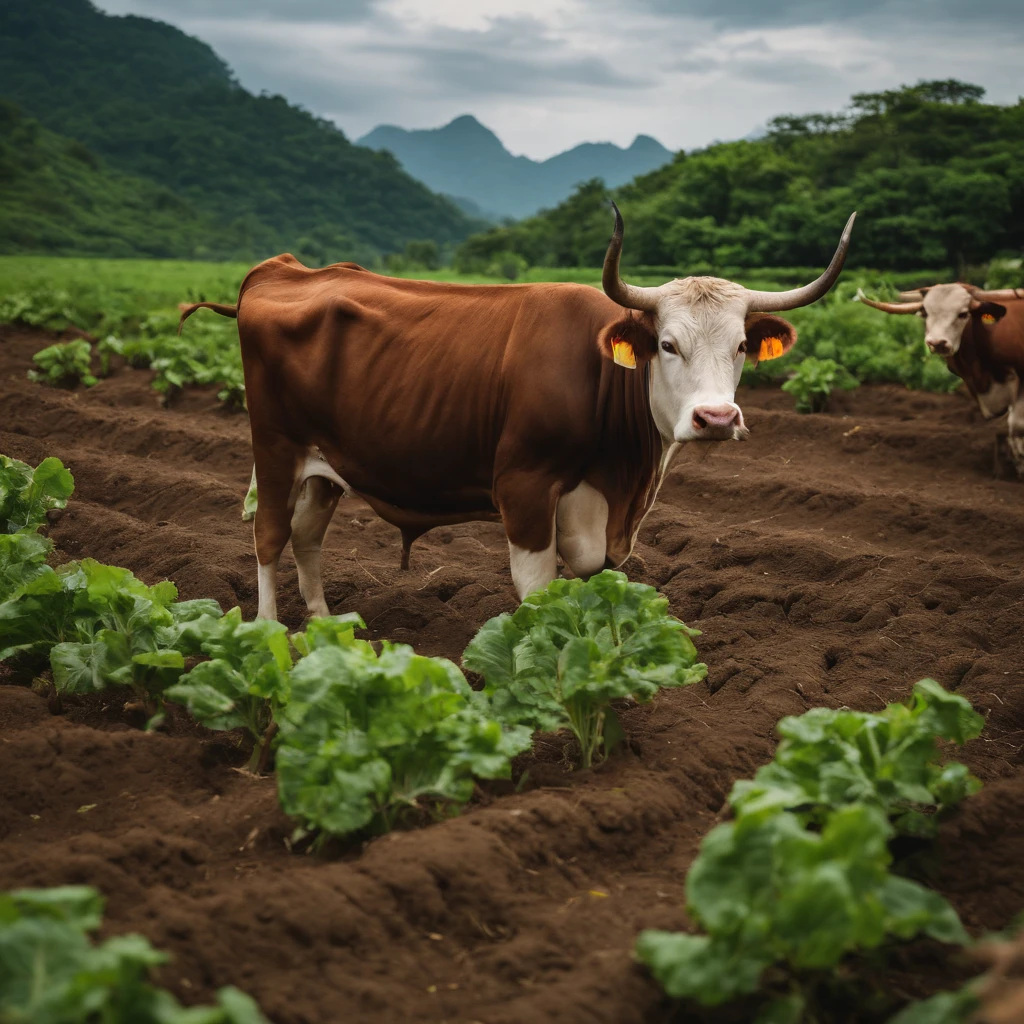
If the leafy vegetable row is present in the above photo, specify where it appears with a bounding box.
[1,453,707,841]
[22,307,245,409]
[636,680,986,1022]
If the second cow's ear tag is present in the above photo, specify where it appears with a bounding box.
[981,313,996,325]
[611,338,637,369]
[758,335,785,361]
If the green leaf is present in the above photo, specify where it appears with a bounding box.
[241,467,258,522]
[0,454,74,534]
[165,659,268,737]
[0,531,53,602]
[756,995,807,1024]
[886,987,979,1024]
[730,680,985,834]
[0,884,269,1024]
[277,641,527,837]
[463,570,704,768]
[634,930,770,1004]
[877,875,969,945]
[51,640,112,694]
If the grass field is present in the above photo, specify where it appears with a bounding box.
[0,254,962,402]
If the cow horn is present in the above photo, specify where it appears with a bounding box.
[963,286,1024,302]
[899,289,927,301]
[602,201,661,312]
[855,289,923,314]
[745,212,856,312]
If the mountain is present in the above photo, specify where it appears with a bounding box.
[357,115,673,220]
[0,0,481,260]
[454,81,1024,275]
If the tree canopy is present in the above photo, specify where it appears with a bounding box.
[456,82,1024,275]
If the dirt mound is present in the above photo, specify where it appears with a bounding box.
[1,322,1022,1024]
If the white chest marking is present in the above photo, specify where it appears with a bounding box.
[976,373,1019,419]
[556,481,609,579]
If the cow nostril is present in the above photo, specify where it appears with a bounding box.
[692,411,708,431]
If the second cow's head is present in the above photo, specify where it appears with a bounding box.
[598,203,856,443]
[859,282,1019,357]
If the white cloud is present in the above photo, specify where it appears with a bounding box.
[92,0,1022,159]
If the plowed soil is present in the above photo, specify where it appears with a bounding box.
[2,323,1023,1024]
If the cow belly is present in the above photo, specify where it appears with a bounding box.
[556,482,609,578]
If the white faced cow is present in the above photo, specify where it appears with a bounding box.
[859,283,1024,474]
[181,206,856,617]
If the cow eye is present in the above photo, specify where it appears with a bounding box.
[958,312,969,319]
[660,341,676,355]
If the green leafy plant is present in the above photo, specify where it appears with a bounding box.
[0,884,268,1023]
[0,454,75,534]
[27,339,97,388]
[165,606,295,770]
[635,803,969,1020]
[463,570,706,768]
[781,356,859,413]
[277,638,532,839]
[0,531,53,603]
[0,556,219,716]
[729,679,985,836]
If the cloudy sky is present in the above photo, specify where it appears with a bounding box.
[94,0,1021,159]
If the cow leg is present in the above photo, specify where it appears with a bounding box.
[496,471,559,600]
[252,441,302,621]
[556,481,609,579]
[291,475,342,618]
[1008,389,1024,477]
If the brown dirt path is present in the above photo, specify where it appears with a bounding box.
[1,324,1022,1024]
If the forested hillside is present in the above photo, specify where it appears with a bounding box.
[457,81,1024,275]
[0,0,481,260]
[0,101,229,259]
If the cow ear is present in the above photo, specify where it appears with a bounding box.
[597,315,658,369]
[975,301,1007,325]
[743,314,798,366]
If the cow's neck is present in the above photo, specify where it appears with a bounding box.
[590,360,665,564]
[947,316,1012,414]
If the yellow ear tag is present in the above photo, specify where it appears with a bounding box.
[759,336,785,360]
[611,339,637,369]
[981,313,996,324]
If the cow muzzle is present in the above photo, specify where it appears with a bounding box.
[690,403,746,441]
[926,339,953,356]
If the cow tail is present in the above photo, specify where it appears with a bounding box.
[177,301,238,335]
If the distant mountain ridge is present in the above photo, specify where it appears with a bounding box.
[358,115,673,220]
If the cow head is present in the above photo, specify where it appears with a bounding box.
[858,283,1017,357]
[600,203,856,443]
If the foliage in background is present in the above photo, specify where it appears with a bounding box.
[464,570,706,768]
[27,338,96,388]
[456,82,1024,277]
[781,356,859,413]
[0,885,268,1023]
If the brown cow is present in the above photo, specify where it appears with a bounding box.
[180,206,855,619]
[858,283,1024,474]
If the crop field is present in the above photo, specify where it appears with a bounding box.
[2,256,1024,1023]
